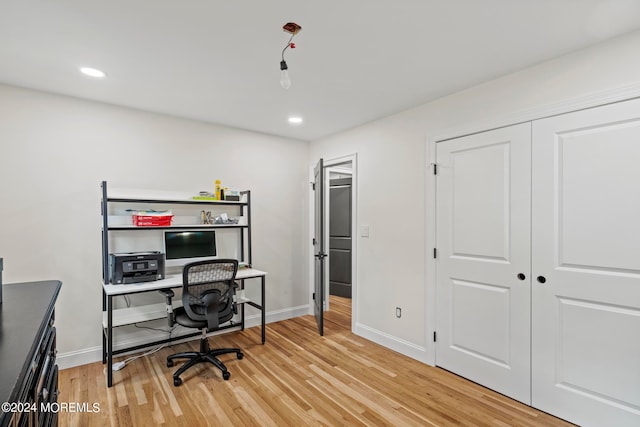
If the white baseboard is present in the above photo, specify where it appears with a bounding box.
[57,304,311,370]
[354,323,432,366]
[57,346,104,370]
[262,304,309,324]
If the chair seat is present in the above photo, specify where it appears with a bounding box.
[173,307,208,329]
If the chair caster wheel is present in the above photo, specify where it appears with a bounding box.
[173,377,182,386]
[237,352,244,360]
[167,360,174,367]
[223,371,231,380]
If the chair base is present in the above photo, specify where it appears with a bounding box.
[167,335,243,386]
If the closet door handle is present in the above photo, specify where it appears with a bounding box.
[537,276,547,284]
[517,273,526,281]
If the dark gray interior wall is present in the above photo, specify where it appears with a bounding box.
[329,178,352,298]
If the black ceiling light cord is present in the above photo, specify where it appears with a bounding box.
[280,32,295,73]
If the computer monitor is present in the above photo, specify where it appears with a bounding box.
[163,230,217,269]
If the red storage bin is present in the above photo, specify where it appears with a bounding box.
[132,214,173,226]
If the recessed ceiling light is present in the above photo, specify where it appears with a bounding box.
[288,116,303,124]
[79,67,106,78]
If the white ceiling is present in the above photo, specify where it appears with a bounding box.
[2,1,640,141]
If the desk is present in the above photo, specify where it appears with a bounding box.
[102,268,266,387]
[0,280,61,427]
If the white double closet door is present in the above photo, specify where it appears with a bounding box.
[436,98,640,427]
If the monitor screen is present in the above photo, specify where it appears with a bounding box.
[164,230,217,269]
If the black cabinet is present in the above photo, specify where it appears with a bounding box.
[0,280,61,427]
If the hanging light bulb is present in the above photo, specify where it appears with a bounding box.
[280,60,291,89]
[279,22,301,89]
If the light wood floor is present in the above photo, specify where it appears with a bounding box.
[59,296,573,426]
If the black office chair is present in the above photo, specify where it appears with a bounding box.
[164,259,244,386]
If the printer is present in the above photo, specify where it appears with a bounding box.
[109,251,165,284]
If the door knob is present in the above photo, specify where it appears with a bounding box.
[537,276,546,284]
[517,273,526,280]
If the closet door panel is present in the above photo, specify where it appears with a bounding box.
[436,123,532,404]
[532,98,640,427]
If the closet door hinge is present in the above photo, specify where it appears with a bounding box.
[433,163,438,175]
[433,331,437,342]
[433,248,437,259]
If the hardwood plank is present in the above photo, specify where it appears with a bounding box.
[58,296,574,426]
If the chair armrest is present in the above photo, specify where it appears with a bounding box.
[158,289,175,326]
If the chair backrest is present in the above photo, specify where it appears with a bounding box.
[181,259,238,329]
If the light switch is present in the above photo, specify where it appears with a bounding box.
[360,225,369,237]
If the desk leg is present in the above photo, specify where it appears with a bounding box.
[261,276,265,344]
[107,294,113,387]
[102,321,106,364]
[240,280,245,331]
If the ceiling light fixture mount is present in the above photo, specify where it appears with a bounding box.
[280,22,301,89]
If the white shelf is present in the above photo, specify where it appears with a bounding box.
[102,297,253,328]
[103,269,266,296]
[107,187,248,204]
[237,296,252,305]
[102,302,179,328]
[107,223,247,230]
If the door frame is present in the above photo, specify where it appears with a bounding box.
[309,153,358,333]
[425,86,640,366]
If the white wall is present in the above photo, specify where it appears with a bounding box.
[3,28,640,370]
[309,30,640,362]
[0,84,310,366]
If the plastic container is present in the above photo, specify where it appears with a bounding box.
[132,214,173,226]
[215,179,222,200]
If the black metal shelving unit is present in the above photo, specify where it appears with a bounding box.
[100,181,252,283]
[99,181,253,385]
